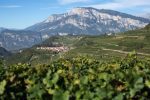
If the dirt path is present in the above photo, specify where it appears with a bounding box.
[102,48,150,56]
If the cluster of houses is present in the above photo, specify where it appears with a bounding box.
[36,46,69,52]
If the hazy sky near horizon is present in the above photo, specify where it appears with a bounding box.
[0,0,150,29]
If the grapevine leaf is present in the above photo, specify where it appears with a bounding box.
[0,80,6,95]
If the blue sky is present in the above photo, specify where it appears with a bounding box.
[0,0,150,29]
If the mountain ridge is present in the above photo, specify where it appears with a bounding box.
[0,29,42,51]
[0,7,150,51]
[26,7,150,36]
[0,47,11,57]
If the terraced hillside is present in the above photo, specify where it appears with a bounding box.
[6,24,150,65]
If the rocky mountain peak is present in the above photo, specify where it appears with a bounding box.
[44,7,97,23]
[26,7,150,37]
[44,14,64,23]
[68,7,93,15]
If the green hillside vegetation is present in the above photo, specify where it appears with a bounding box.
[0,24,150,99]
[5,24,150,65]
[5,36,82,65]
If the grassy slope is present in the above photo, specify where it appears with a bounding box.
[5,24,150,65]
[65,26,150,60]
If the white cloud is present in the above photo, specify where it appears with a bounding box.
[0,5,22,8]
[89,0,150,10]
[58,0,91,5]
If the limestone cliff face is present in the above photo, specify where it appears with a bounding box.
[27,7,150,36]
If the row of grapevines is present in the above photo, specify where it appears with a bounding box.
[0,52,150,99]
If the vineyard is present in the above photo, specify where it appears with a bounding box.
[0,52,150,99]
[5,24,150,66]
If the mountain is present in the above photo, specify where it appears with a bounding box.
[26,7,150,36]
[0,29,42,51]
[140,13,150,19]
[0,47,11,57]
[0,27,5,32]
[1,7,149,51]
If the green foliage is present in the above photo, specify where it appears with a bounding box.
[0,80,6,95]
[0,53,150,99]
[118,41,145,50]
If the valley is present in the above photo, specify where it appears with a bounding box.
[0,5,150,99]
[5,24,150,65]
[1,24,150,99]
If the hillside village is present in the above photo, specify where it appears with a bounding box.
[36,46,69,52]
